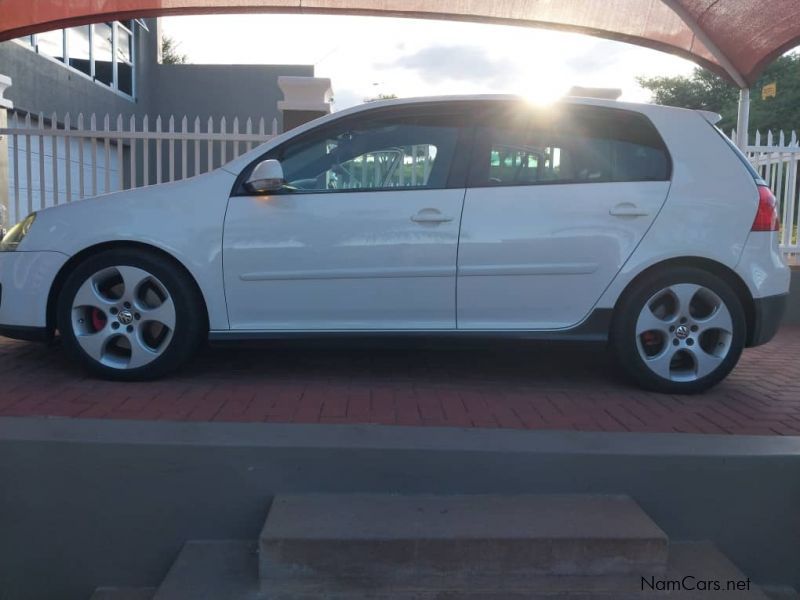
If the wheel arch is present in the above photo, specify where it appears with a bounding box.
[611,256,756,346]
[46,241,210,335]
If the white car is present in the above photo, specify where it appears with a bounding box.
[0,95,790,393]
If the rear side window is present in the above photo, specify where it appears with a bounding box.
[470,106,670,187]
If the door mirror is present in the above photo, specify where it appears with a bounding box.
[245,159,286,193]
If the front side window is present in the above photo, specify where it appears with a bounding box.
[265,112,461,193]
[473,106,669,187]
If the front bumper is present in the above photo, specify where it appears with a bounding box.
[0,250,69,338]
[748,292,788,347]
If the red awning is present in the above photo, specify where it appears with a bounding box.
[1,0,797,86]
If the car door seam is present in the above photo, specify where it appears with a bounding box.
[589,179,674,315]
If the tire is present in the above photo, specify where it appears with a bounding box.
[611,266,746,394]
[57,247,206,380]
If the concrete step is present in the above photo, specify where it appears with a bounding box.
[148,540,770,599]
[258,493,669,586]
[89,588,155,600]
[151,541,258,600]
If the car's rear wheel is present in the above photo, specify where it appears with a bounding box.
[57,248,206,380]
[612,267,746,394]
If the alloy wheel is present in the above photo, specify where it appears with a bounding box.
[635,283,734,382]
[70,265,176,369]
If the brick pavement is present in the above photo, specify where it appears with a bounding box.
[1,327,798,435]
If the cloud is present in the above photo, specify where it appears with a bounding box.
[563,40,627,73]
[378,45,519,87]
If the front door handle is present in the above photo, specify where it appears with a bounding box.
[609,202,650,217]
[411,209,453,224]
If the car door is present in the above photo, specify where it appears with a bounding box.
[223,105,470,330]
[457,103,672,330]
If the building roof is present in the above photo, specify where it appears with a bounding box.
[1,1,797,87]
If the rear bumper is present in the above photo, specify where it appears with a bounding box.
[748,292,788,347]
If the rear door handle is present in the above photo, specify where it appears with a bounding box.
[609,202,650,217]
[411,209,453,224]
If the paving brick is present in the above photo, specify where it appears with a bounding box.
[0,327,798,435]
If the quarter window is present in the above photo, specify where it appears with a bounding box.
[474,107,669,187]
[266,113,461,193]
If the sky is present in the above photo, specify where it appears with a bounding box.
[161,13,697,110]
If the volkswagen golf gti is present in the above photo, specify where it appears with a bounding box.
[0,95,790,393]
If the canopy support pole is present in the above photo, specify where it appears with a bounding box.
[737,88,750,149]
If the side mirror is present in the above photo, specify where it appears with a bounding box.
[245,159,286,193]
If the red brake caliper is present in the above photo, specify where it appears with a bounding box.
[90,308,107,332]
[641,331,659,350]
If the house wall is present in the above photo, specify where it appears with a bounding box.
[0,23,157,119]
[0,18,313,126]
[153,63,313,131]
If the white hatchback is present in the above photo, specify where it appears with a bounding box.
[0,95,790,393]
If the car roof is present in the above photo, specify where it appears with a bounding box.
[329,93,680,118]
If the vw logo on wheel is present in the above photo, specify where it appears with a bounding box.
[117,309,134,325]
[675,324,690,340]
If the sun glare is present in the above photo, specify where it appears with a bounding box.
[521,82,572,106]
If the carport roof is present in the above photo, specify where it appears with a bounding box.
[1,1,798,87]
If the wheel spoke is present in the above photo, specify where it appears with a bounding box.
[128,332,161,369]
[667,283,701,315]
[116,265,151,302]
[636,304,672,336]
[696,303,733,335]
[141,297,176,330]
[643,346,678,380]
[72,278,115,308]
[74,331,110,361]
[688,347,725,379]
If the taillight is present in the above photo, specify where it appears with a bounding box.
[751,185,779,231]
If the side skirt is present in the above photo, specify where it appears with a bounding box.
[207,309,613,343]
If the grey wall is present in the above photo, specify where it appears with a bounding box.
[0,418,798,600]
[153,63,314,131]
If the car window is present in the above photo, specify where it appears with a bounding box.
[472,107,669,187]
[269,113,460,193]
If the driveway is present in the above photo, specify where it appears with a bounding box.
[1,326,798,435]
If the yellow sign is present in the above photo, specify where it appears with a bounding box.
[762,82,777,100]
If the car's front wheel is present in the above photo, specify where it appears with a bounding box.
[57,248,206,380]
[612,267,746,394]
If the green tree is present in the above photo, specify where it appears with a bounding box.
[637,53,800,136]
[364,93,398,103]
[161,35,187,65]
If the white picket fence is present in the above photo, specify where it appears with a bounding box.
[732,129,800,256]
[1,111,277,224]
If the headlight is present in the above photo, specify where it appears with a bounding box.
[0,213,37,251]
